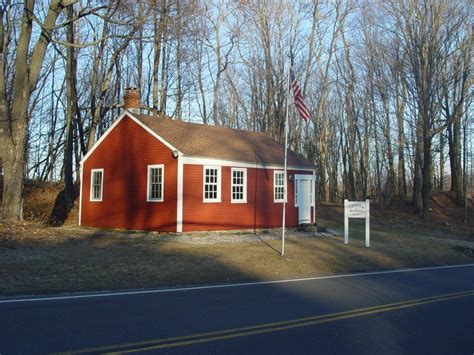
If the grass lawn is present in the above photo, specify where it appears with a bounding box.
[1,215,473,296]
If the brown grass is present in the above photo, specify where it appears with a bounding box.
[0,217,472,296]
[1,182,473,296]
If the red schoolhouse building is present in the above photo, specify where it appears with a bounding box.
[79,88,316,232]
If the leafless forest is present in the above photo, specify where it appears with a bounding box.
[0,0,472,222]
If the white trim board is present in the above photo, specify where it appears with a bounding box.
[312,170,316,223]
[80,111,126,165]
[181,156,315,172]
[80,111,181,165]
[176,156,184,233]
[78,164,83,226]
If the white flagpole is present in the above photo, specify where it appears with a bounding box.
[281,65,290,256]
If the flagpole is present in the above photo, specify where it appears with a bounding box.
[281,64,290,256]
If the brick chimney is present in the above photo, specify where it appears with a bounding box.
[124,86,140,114]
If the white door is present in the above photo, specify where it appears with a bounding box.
[297,179,312,224]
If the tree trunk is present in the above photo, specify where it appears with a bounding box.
[1,0,77,221]
[448,115,463,202]
[381,94,396,199]
[421,129,432,220]
[439,131,445,190]
[412,117,423,211]
[152,0,166,115]
[212,28,222,125]
[175,0,182,119]
[1,142,25,220]
[396,85,407,199]
[159,10,168,115]
[63,4,75,202]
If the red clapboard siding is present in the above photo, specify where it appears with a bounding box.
[81,115,178,232]
[182,164,312,232]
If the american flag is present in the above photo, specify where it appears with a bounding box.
[290,68,310,121]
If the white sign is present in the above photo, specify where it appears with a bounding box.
[344,199,370,247]
[345,201,366,218]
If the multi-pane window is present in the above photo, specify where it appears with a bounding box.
[90,169,103,201]
[274,171,286,202]
[203,166,221,202]
[147,165,164,201]
[231,168,247,203]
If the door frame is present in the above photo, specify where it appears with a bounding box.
[294,174,316,224]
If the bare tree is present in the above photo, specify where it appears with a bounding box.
[0,0,78,221]
[388,0,469,219]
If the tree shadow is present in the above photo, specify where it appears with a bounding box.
[47,183,80,226]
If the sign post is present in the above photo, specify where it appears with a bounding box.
[344,199,370,247]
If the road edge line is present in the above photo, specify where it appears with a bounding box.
[1,263,474,304]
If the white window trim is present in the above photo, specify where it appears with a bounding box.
[274,170,287,203]
[203,165,221,203]
[147,164,165,202]
[90,168,104,202]
[231,168,247,203]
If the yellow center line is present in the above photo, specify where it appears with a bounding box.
[61,289,474,354]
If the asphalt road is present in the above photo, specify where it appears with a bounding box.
[1,264,473,354]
